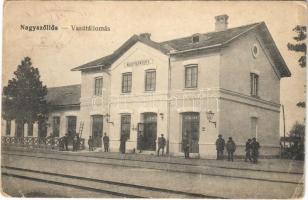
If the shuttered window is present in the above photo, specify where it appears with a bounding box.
[145,70,156,91]
[94,77,103,96]
[185,65,198,88]
[250,73,259,96]
[122,73,132,93]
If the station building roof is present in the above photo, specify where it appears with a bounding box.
[71,22,291,77]
[46,84,80,108]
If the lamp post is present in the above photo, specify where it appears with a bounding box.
[105,114,114,125]
[206,110,216,128]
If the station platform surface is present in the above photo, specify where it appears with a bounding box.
[2,145,304,174]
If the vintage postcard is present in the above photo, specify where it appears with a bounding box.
[1,0,306,198]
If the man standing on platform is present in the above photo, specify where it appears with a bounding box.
[137,133,144,153]
[245,138,252,162]
[88,136,94,151]
[183,133,190,159]
[103,133,110,152]
[226,137,236,161]
[215,134,225,160]
[64,133,69,151]
[120,134,127,154]
[251,137,260,164]
[157,134,166,156]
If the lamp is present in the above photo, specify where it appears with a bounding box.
[159,113,164,120]
[105,114,114,125]
[206,110,216,128]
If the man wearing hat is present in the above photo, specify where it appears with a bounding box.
[226,137,236,161]
[157,134,166,156]
[215,134,225,160]
[251,137,260,163]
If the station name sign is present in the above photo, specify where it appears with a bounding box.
[125,59,153,67]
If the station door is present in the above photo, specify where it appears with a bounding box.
[182,112,200,153]
[143,113,157,151]
[92,115,103,147]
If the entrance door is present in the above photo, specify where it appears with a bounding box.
[92,115,103,147]
[182,112,200,153]
[38,121,47,138]
[16,121,24,138]
[143,113,157,151]
[67,116,77,139]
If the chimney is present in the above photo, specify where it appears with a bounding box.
[139,33,151,40]
[215,14,229,31]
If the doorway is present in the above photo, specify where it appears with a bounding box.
[92,115,103,147]
[67,116,77,139]
[182,112,200,153]
[143,113,157,151]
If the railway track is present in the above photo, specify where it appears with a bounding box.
[2,166,222,198]
[2,150,304,185]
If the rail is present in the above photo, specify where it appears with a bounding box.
[1,136,85,150]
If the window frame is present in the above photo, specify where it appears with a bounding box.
[145,69,156,91]
[250,73,259,97]
[185,65,198,88]
[94,76,103,96]
[122,72,132,93]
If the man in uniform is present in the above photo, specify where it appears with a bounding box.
[245,138,252,162]
[157,134,166,156]
[64,133,69,151]
[183,133,190,159]
[226,137,236,161]
[137,133,144,153]
[73,135,78,152]
[251,137,260,164]
[88,136,94,151]
[103,133,110,152]
[215,134,225,160]
[120,134,127,154]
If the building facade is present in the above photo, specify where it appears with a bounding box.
[2,15,291,158]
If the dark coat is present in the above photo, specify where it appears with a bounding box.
[137,134,143,149]
[216,138,225,150]
[251,141,260,154]
[245,141,252,152]
[103,135,110,144]
[226,140,236,152]
[158,136,166,147]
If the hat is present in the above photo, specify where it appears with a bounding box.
[218,134,222,137]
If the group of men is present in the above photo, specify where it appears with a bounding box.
[215,134,260,163]
[245,138,260,163]
[84,133,260,163]
[88,133,110,152]
[59,133,81,151]
[216,135,237,161]
[137,133,167,156]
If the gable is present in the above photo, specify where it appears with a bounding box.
[111,41,169,71]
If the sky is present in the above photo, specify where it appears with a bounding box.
[2,1,307,134]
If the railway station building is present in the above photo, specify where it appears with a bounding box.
[2,15,291,158]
